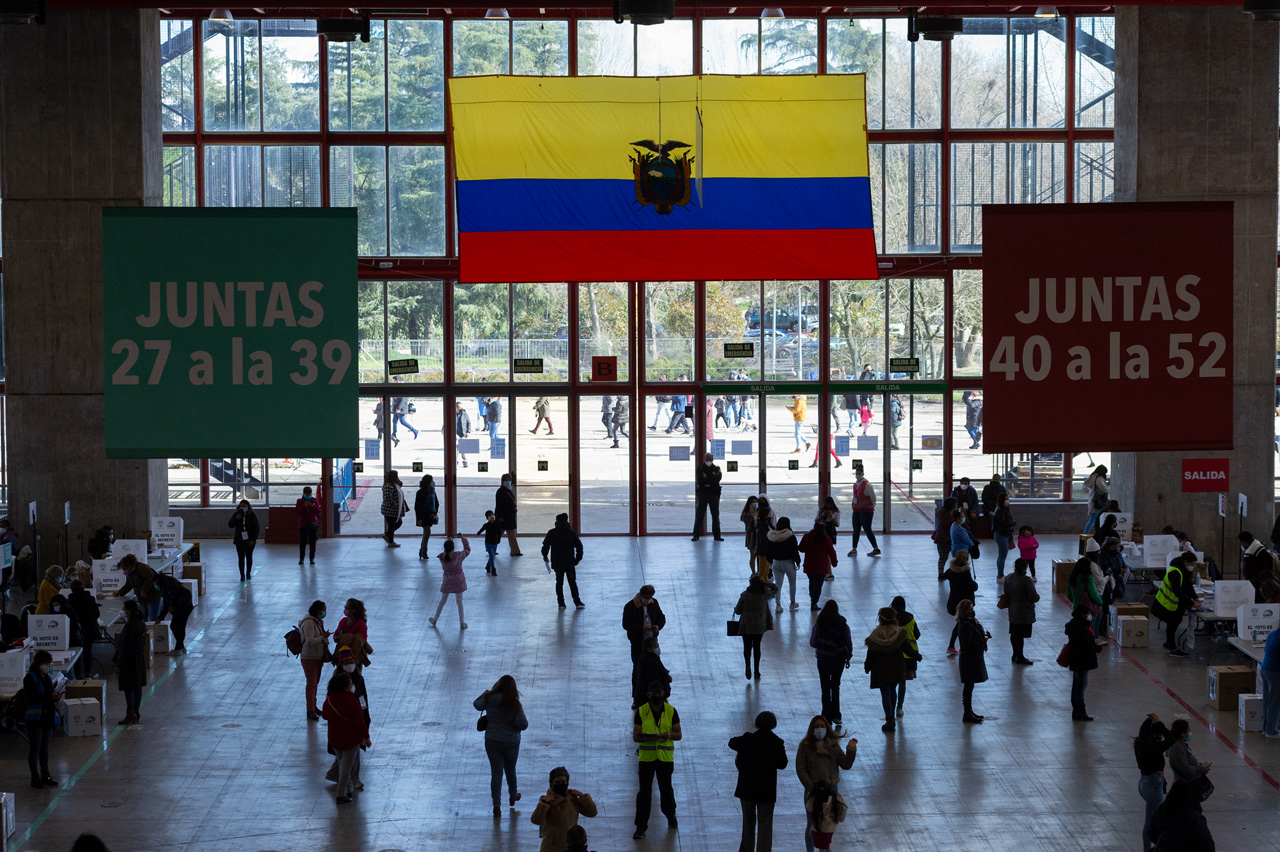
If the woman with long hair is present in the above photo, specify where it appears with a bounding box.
[473,674,529,816]
[766,517,801,612]
[798,523,838,610]
[734,575,775,680]
[23,650,60,788]
[795,715,856,852]
[740,496,759,573]
[809,601,853,732]
[944,551,977,656]
[228,498,260,581]
[955,599,990,723]
[1134,712,1177,851]
[381,469,408,547]
[1083,464,1110,534]
[754,496,776,580]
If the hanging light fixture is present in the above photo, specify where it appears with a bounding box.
[1034,6,1060,17]
[484,8,510,19]
[208,8,234,22]
[761,7,786,17]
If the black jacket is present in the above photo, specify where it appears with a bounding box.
[622,598,666,644]
[114,614,149,692]
[1150,797,1215,852]
[763,528,801,563]
[634,650,671,701]
[1134,718,1176,775]
[695,463,722,495]
[1064,615,1100,672]
[228,509,260,543]
[495,486,517,530]
[414,483,439,528]
[541,519,583,568]
[156,574,194,620]
[729,728,789,803]
[945,569,978,616]
[66,588,101,641]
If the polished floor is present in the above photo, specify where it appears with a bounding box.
[6,533,1279,852]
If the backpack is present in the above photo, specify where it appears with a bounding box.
[284,625,303,656]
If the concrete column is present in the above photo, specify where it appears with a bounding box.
[0,9,167,566]
[1112,5,1277,570]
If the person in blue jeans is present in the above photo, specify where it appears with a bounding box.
[486,397,503,450]
[1262,628,1280,738]
[1133,713,1177,852]
[477,511,503,576]
[473,675,529,816]
[991,493,1014,580]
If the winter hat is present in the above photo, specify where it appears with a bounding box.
[877,607,898,625]
[336,647,356,666]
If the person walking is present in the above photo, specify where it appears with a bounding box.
[692,453,724,541]
[650,393,672,432]
[735,575,775,680]
[495,473,523,556]
[600,394,616,442]
[887,394,904,449]
[816,497,840,546]
[296,486,321,565]
[754,496,777,580]
[228,499,259,581]
[632,684,682,839]
[23,650,61,789]
[380,469,408,548]
[1134,713,1177,851]
[1262,626,1280,738]
[795,715,856,852]
[474,674,529,816]
[944,551,978,656]
[765,518,801,613]
[1083,464,1110,534]
[955,599,989,723]
[992,493,1015,581]
[810,601,853,732]
[624,586,666,703]
[414,473,440,560]
[741,496,760,573]
[864,606,914,733]
[933,497,959,580]
[962,390,983,449]
[431,536,471,629]
[530,396,554,436]
[531,767,597,852]
[1152,552,1200,657]
[112,599,147,725]
[890,596,921,719]
[1149,780,1215,852]
[322,671,370,804]
[848,465,881,557]
[486,396,503,451]
[454,402,473,468]
[729,711,788,852]
[666,394,692,435]
[541,513,585,609]
[155,572,194,656]
[1005,558,1039,665]
[391,396,419,442]
[478,510,504,576]
[1065,605,1101,721]
[299,600,330,721]
[611,396,629,448]
[785,395,810,453]
[798,523,838,610]
[949,509,976,561]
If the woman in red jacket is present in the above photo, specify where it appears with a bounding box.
[322,672,370,804]
[798,523,839,611]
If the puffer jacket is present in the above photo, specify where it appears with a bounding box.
[863,624,910,688]
[765,527,800,564]
[734,587,774,636]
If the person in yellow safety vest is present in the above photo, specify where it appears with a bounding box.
[1152,552,1199,657]
[632,682,682,840]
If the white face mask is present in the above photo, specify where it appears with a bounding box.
[343,663,356,673]
[704,460,713,467]
[813,727,827,740]
[958,484,968,491]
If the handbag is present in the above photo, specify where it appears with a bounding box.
[1194,774,1214,802]
[1056,644,1070,668]
[969,543,981,560]
[476,713,488,732]
[726,618,740,637]
[996,593,1009,610]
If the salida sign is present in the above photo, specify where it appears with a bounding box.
[982,202,1233,452]
[1182,458,1229,493]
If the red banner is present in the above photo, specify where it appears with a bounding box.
[981,202,1233,452]
[1182,458,1229,493]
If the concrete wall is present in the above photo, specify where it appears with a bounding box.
[1112,5,1278,567]
[0,10,167,563]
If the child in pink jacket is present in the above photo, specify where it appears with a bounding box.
[1016,525,1039,579]
[431,535,471,629]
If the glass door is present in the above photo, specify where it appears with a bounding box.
[515,395,569,535]
[644,391,697,531]
[579,394,632,533]
[763,392,820,526]
[887,393,945,532]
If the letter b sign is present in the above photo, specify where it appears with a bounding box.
[591,356,619,382]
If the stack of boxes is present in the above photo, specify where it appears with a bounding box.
[1112,603,1150,648]
[1052,559,1076,594]
[1208,665,1256,711]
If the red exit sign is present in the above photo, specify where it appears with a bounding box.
[1182,458,1229,493]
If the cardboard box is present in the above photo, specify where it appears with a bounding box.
[180,578,199,607]
[1118,615,1149,648]
[1053,559,1076,594]
[1208,665,1256,710]
[27,614,70,651]
[1236,603,1279,642]
[64,698,100,737]
[1112,603,1150,631]
[181,562,205,595]
[148,622,171,654]
[1239,693,1264,732]
[0,650,30,694]
[64,678,106,710]
[1213,581,1254,617]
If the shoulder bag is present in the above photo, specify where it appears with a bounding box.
[727,616,740,637]
[477,713,489,732]
[996,592,1009,610]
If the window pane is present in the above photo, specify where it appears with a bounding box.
[389,146,445,256]
[703,19,758,74]
[1010,17,1065,129]
[160,20,196,131]
[330,146,387,255]
[162,147,197,207]
[950,142,1007,252]
[388,20,445,131]
[643,282,695,381]
[953,270,983,377]
[888,277,946,380]
[761,19,817,74]
[328,21,386,131]
[264,146,321,207]
[513,283,569,382]
[454,283,511,382]
[203,20,261,131]
[951,19,1008,129]
[387,281,445,381]
[638,19,693,75]
[204,145,262,207]
[827,19,883,129]
[1010,142,1065,204]
[764,281,819,381]
[706,281,759,381]
[1075,16,1116,128]
[829,279,884,379]
[358,281,386,383]
[453,20,510,76]
[868,144,884,253]
[1076,141,1113,203]
[513,20,569,75]
[261,20,319,131]
[885,19,940,129]
[883,143,941,253]
[578,282,631,381]
[578,20,634,75]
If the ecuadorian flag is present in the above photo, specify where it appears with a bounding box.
[450,75,877,283]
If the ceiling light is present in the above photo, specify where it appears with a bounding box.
[208,8,234,22]
[909,15,963,42]
[484,8,510,19]
[1034,6,1059,17]
[1244,0,1280,21]
[317,13,371,43]
[613,0,675,26]
[762,8,786,18]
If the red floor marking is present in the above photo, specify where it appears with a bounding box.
[890,479,933,523]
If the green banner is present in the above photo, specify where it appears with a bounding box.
[102,208,358,458]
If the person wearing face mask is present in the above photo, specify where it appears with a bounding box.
[632,684,682,839]
[473,674,529,817]
[729,711,788,852]
[322,671,370,804]
[227,499,259,581]
[334,598,372,669]
[950,477,980,524]
[863,606,914,734]
[380,469,409,548]
[735,575,775,680]
[955,599,990,723]
[112,555,162,622]
[541,513,585,609]
[23,650,62,789]
[809,601,853,731]
[324,647,371,786]
[153,572,194,657]
[1065,605,1101,721]
[795,715,856,852]
[848,466,880,557]
[692,453,724,541]
[36,565,64,615]
[299,600,331,721]
[633,637,671,709]
[495,474,523,556]
[1166,719,1211,791]
[623,585,666,703]
[296,486,321,565]
[531,766,597,852]
[414,473,440,560]
[113,599,147,725]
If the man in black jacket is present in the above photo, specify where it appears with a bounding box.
[633,637,670,708]
[541,513,584,609]
[692,453,724,541]
[729,710,788,852]
[623,585,665,666]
